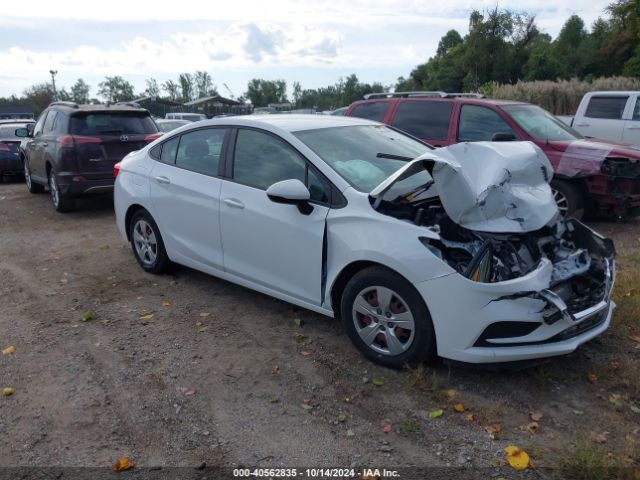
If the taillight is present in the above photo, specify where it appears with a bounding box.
[57,135,101,147]
[0,143,10,152]
[114,162,121,178]
[144,133,162,142]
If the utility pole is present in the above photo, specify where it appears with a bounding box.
[49,70,58,101]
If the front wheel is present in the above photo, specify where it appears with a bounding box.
[129,210,170,274]
[551,179,583,220]
[340,266,436,369]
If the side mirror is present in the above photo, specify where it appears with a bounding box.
[266,179,313,214]
[491,132,516,142]
[14,127,31,138]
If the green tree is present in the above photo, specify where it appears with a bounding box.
[245,79,288,107]
[194,71,217,98]
[97,76,134,103]
[524,43,563,80]
[162,80,180,101]
[436,30,463,56]
[178,73,194,102]
[144,78,160,97]
[23,83,54,114]
[554,15,588,77]
[70,79,90,103]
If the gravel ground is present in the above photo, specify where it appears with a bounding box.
[0,181,638,479]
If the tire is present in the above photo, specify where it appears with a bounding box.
[24,160,44,193]
[551,179,583,220]
[48,170,75,212]
[340,266,436,369]
[129,210,170,274]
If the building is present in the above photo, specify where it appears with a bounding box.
[0,105,34,120]
[182,95,249,117]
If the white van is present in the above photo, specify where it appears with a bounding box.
[165,112,207,122]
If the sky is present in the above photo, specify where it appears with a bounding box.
[0,0,613,100]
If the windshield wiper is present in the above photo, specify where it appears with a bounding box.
[376,152,413,161]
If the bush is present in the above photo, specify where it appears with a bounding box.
[485,77,640,115]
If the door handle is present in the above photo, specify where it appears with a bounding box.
[574,123,590,127]
[154,175,170,184]
[223,198,245,209]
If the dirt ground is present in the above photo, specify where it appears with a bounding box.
[0,180,639,479]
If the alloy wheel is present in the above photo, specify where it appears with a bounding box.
[24,162,31,190]
[552,188,569,216]
[133,219,158,266]
[49,173,59,208]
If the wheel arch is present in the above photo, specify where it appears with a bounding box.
[124,204,148,241]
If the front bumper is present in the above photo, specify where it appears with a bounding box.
[415,228,615,364]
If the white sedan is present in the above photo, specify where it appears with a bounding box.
[114,115,615,367]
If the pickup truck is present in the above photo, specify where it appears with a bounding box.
[345,93,640,220]
[561,91,640,147]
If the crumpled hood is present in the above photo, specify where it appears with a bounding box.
[371,141,558,233]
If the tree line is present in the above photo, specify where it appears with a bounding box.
[1,0,638,116]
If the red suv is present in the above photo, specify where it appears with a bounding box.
[345,93,640,219]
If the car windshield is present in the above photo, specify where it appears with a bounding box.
[70,113,158,135]
[501,104,583,141]
[294,125,432,192]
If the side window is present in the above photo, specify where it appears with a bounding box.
[349,102,388,122]
[633,98,640,121]
[43,111,58,133]
[307,167,330,204]
[391,101,453,140]
[160,136,180,164]
[33,110,48,137]
[175,128,227,176]
[458,105,516,142]
[233,129,306,190]
[584,96,628,119]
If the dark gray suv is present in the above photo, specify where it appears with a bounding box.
[17,101,161,212]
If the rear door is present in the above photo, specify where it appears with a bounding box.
[70,112,158,176]
[622,94,640,146]
[574,95,628,141]
[389,100,453,147]
[148,127,229,270]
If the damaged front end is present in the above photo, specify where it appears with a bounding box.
[371,141,616,362]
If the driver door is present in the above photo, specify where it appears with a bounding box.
[219,128,330,306]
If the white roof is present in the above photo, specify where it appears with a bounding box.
[199,114,378,132]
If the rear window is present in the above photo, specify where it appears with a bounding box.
[349,102,388,122]
[391,101,452,140]
[584,96,628,119]
[70,113,158,135]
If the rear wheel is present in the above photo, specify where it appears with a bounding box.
[48,170,75,212]
[24,160,44,193]
[129,210,170,274]
[340,266,436,369]
[551,179,583,220]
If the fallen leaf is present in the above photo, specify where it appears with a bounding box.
[587,372,597,383]
[428,409,444,419]
[547,433,557,440]
[624,288,638,297]
[630,404,640,414]
[446,389,458,399]
[2,346,15,355]
[300,351,311,357]
[338,414,346,423]
[381,420,393,433]
[629,335,640,343]
[466,413,477,422]
[609,394,624,407]
[346,429,355,437]
[293,318,304,327]
[504,446,529,471]
[590,431,610,444]
[485,424,502,439]
[3,387,14,396]
[524,421,539,434]
[454,403,464,413]
[161,301,171,307]
[530,411,543,422]
[112,457,134,471]
[81,311,95,322]
[573,410,584,415]
[301,404,312,410]
[139,313,154,321]
[270,397,279,404]
[60,278,68,284]
[610,361,621,370]
[372,379,385,386]
[196,321,203,327]
[199,312,210,318]
[293,333,306,343]
[184,389,197,397]
[271,365,280,374]
[303,398,312,405]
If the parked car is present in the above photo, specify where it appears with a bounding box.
[345,92,640,220]
[16,101,161,212]
[559,91,640,147]
[114,115,615,367]
[156,119,191,133]
[165,112,207,122]
[0,119,35,181]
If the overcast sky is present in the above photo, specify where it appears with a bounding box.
[0,0,612,100]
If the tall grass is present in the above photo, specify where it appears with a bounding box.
[485,77,640,115]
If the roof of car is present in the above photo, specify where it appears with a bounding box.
[0,119,35,124]
[352,96,528,107]
[200,114,379,132]
[48,101,150,113]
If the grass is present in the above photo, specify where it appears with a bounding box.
[559,440,623,480]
